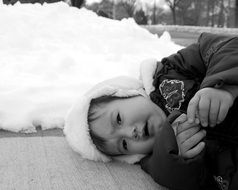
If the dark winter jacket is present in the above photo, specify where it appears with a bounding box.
[139,33,238,190]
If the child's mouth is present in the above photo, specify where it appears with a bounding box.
[144,121,150,137]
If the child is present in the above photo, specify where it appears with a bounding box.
[64,32,238,189]
[64,76,159,163]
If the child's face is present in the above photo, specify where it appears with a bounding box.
[90,96,166,156]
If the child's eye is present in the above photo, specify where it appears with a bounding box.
[117,113,122,125]
[122,139,128,150]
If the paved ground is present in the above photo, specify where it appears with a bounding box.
[0,129,167,190]
[142,26,201,46]
[167,31,200,46]
[152,30,200,46]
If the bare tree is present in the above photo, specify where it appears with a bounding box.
[206,0,218,27]
[153,0,157,24]
[177,0,192,25]
[193,0,203,26]
[165,0,182,24]
[236,0,238,27]
[218,0,225,27]
[226,0,232,27]
[71,0,84,8]
[117,0,136,17]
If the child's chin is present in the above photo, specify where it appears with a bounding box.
[150,117,163,136]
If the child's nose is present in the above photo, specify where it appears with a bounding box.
[123,125,143,140]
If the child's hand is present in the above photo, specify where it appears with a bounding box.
[187,87,234,127]
[172,114,206,159]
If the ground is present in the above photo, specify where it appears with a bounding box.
[148,30,199,46]
[143,25,238,47]
[166,31,199,46]
[0,128,167,190]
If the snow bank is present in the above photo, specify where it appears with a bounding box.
[0,2,182,133]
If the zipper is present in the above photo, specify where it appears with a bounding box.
[213,176,229,190]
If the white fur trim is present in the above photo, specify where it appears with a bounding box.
[64,76,148,163]
[64,95,110,162]
[140,59,163,95]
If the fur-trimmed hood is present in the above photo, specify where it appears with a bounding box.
[64,76,151,163]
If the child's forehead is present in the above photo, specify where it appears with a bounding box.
[92,104,108,120]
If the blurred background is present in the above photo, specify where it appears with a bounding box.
[85,0,238,28]
[4,0,238,28]
[84,0,238,46]
[3,0,238,46]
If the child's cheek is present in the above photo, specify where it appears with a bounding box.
[127,138,155,154]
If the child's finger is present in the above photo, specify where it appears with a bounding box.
[209,99,220,127]
[194,109,200,124]
[198,97,210,127]
[181,130,206,151]
[173,113,187,124]
[172,114,188,136]
[177,121,199,134]
[182,142,205,159]
[217,102,229,124]
[176,126,201,144]
[187,94,200,123]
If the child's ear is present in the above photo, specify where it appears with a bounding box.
[140,59,162,95]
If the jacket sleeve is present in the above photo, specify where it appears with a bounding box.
[139,112,217,190]
[160,32,238,98]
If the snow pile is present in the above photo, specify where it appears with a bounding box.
[0,2,182,133]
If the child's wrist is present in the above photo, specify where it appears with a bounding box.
[219,85,238,101]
